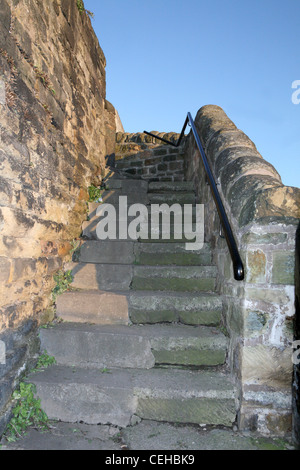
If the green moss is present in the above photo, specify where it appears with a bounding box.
[250,436,292,450]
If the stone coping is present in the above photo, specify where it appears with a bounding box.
[188,105,300,227]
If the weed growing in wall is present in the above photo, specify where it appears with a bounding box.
[52,270,73,302]
[4,383,48,442]
[33,66,55,95]
[33,351,56,371]
[76,0,85,13]
[70,239,81,262]
[76,0,94,18]
[4,352,56,442]
[88,185,102,202]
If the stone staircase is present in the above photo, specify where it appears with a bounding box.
[29,174,238,429]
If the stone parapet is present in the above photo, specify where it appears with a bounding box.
[184,105,300,439]
[114,132,185,181]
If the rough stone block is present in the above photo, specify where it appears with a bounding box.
[245,286,292,305]
[0,257,11,283]
[239,186,300,227]
[220,156,281,198]
[241,344,293,388]
[153,148,168,156]
[194,105,237,148]
[242,232,288,245]
[272,251,295,285]
[246,249,266,283]
[245,310,268,336]
[228,175,281,223]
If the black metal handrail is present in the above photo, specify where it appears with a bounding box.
[144,112,244,281]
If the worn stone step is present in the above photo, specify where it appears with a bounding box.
[88,202,198,218]
[83,205,146,240]
[134,242,212,266]
[82,219,199,242]
[78,240,212,266]
[101,190,149,206]
[64,261,217,292]
[131,266,216,292]
[82,219,134,240]
[64,262,133,291]
[79,240,136,265]
[39,323,228,369]
[104,178,149,192]
[82,227,200,243]
[129,291,223,326]
[148,181,194,192]
[148,192,196,205]
[95,187,195,206]
[55,290,222,326]
[140,224,199,243]
[138,234,200,244]
[28,366,237,427]
[56,290,129,325]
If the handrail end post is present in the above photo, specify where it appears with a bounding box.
[234,263,244,281]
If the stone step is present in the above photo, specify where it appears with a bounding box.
[56,290,129,325]
[39,323,228,369]
[78,240,212,266]
[83,202,199,241]
[79,240,136,265]
[148,192,196,205]
[64,262,216,292]
[101,190,149,206]
[28,366,237,427]
[129,291,222,326]
[148,181,194,192]
[104,178,148,193]
[64,262,133,291]
[88,202,198,218]
[131,265,216,292]
[87,193,196,220]
[134,241,212,266]
[82,219,199,242]
[82,219,133,240]
[56,290,222,326]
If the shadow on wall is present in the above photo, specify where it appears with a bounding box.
[293,221,300,446]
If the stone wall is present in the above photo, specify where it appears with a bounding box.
[293,223,300,444]
[115,132,185,181]
[0,0,118,433]
[184,105,300,437]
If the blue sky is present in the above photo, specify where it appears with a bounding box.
[84,0,299,188]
